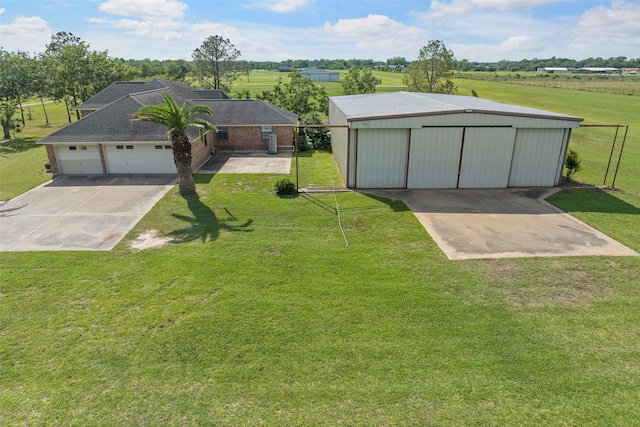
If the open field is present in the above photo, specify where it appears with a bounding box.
[459,71,640,96]
[1,73,640,425]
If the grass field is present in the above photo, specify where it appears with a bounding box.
[1,73,640,425]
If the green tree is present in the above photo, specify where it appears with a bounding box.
[403,40,457,94]
[192,35,241,91]
[257,70,328,150]
[1,100,22,140]
[43,32,137,122]
[0,50,34,126]
[258,70,327,118]
[133,93,216,196]
[340,66,382,95]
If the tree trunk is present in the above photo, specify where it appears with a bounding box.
[171,131,197,196]
[40,97,50,126]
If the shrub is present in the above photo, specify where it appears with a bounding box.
[274,177,297,195]
[565,149,582,180]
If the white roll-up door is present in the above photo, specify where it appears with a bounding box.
[55,145,103,174]
[105,144,176,174]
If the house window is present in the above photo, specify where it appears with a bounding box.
[155,145,163,149]
[261,126,273,140]
[69,146,77,150]
[126,145,134,149]
[116,145,124,150]
[165,145,171,149]
[79,146,87,150]
[217,127,228,140]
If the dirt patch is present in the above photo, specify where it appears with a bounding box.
[480,259,614,307]
[130,229,178,251]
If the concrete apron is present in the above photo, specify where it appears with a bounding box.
[197,151,292,174]
[0,175,177,252]
[362,188,639,260]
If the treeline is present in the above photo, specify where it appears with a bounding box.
[122,56,639,79]
[458,56,640,72]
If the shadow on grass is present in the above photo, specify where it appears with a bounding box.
[358,193,411,213]
[193,174,213,184]
[548,188,640,214]
[0,137,41,154]
[170,195,254,243]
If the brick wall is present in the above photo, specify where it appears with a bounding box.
[213,126,295,151]
[45,144,59,175]
[191,135,213,170]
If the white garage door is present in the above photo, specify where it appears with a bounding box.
[509,129,565,187]
[356,129,408,188]
[408,127,463,189]
[55,145,103,174]
[458,128,516,188]
[105,144,176,174]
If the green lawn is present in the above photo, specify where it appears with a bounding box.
[2,75,640,425]
[0,101,75,200]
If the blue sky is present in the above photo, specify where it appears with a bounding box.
[1,0,639,62]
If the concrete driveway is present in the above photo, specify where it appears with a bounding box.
[362,188,639,260]
[197,151,292,174]
[0,175,176,251]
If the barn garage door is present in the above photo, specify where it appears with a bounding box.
[458,128,516,188]
[509,129,565,187]
[105,144,176,174]
[408,127,463,189]
[55,145,102,174]
[356,129,408,188]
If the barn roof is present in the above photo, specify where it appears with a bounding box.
[330,92,583,123]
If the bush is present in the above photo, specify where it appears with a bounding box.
[274,177,297,195]
[565,149,582,180]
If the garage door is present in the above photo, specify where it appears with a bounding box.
[356,129,408,188]
[408,127,463,189]
[105,144,176,174]
[509,129,565,187]
[458,128,516,188]
[55,145,103,174]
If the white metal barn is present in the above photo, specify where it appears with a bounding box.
[329,92,584,189]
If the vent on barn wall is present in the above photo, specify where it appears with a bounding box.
[268,134,278,154]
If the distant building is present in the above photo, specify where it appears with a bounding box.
[301,70,340,82]
[537,67,569,73]
[570,67,619,74]
[622,68,638,75]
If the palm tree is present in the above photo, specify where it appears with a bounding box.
[133,93,216,196]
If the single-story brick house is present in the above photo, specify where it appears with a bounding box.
[39,79,298,175]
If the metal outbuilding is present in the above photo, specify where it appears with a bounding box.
[329,92,584,189]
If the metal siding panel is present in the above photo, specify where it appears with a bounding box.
[509,128,565,187]
[459,128,516,188]
[407,127,463,188]
[356,129,408,188]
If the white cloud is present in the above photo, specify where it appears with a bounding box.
[0,16,51,53]
[468,0,568,11]
[0,8,6,15]
[323,14,427,56]
[247,0,314,13]
[98,0,188,19]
